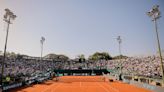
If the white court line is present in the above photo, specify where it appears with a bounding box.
[96,82,110,92]
[104,82,119,92]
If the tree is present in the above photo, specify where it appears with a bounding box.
[77,54,85,62]
[44,53,69,61]
[57,54,69,61]
[88,52,112,61]
[112,55,128,60]
[16,54,25,60]
[10,52,17,58]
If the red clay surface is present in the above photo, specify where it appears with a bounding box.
[10,76,152,92]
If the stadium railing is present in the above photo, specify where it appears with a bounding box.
[121,75,164,87]
[104,73,164,92]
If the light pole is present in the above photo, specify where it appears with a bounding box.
[1,8,16,90]
[117,36,122,58]
[147,5,164,84]
[117,36,122,77]
[40,36,45,62]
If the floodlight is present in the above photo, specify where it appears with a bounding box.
[147,5,164,83]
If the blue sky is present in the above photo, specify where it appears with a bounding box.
[0,0,164,58]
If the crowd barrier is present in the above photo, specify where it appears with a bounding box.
[1,72,53,91]
[129,80,164,92]
[104,74,164,92]
[54,69,110,75]
[122,75,164,87]
[3,82,22,91]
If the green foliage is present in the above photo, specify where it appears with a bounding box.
[112,55,128,60]
[88,52,112,60]
[44,53,69,61]
[77,54,85,62]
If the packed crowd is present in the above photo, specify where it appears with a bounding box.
[0,57,55,78]
[107,56,164,78]
[0,55,164,81]
[57,60,108,70]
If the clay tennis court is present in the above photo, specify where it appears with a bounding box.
[10,76,152,92]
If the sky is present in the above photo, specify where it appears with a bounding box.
[0,0,164,59]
